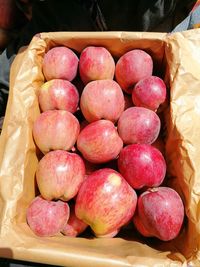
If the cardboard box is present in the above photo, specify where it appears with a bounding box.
[0,31,200,266]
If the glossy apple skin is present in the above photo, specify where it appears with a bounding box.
[42,46,79,81]
[79,46,115,84]
[38,79,79,113]
[133,187,184,241]
[115,49,153,94]
[80,79,125,123]
[26,196,70,237]
[36,150,85,201]
[117,107,160,145]
[132,76,167,111]
[32,110,80,154]
[77,120,123,164]
[61,204,88,237]
[118,144,166,189]
[75,168,137,237]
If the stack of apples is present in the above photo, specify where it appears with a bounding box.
[26,45,184,241]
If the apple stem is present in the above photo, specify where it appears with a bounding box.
[148,188,159,193]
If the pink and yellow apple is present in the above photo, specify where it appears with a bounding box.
[80,79,125,123]
[79,46,115,84]
[32,110,80,154]
[42,46,79,81]
[26,195,70,237]
[38,79,79,113]
[36,150,85,201]
[75,168,137,237]
[77,119,123,164]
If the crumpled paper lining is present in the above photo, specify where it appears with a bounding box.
[0,30,200,266]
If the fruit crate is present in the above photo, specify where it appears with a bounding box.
[0,31,200,266]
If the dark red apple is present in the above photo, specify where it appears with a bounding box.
[132,76,167,111]
[77,120,123,164]
[75,168,137,237]
[36,150,85,201]
[26,196,70,237]
[133,187,184,241]
[115,49,153,94]
[79,46,115,84]
[80,79,125,123]
[117,107,161,144]
[118,144,166,189]
[42,46,79,81]
[38,79,79,113]
[32,110,80,154]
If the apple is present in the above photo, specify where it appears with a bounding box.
[115,49,153,94]
[32,110,80,154]
[36,150,85,201]
[117,107,160,144]
[118,144,166,189]
[42,46,79,81]
[80,79,125,122]
[38,79,79,113]
[61,204,88,237]
[79,46,115,84]
[26,195,70,237]
[132,76,167,111]
[75,168,137,237]
[77,119,123,164]
[133,187,184,241]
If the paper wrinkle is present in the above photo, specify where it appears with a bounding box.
[1,30,200,266]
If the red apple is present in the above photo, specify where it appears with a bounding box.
[117,107,160,144]
[42,46,79,81]
[38,79,79,113]
[79,46,115,84]
[118,144,166,189]
[75,168,137,237]
[26,196,70,237]
[133,187,184,241]
[115,49,153,94]
[80,79,125,123]
[36,150,85,201]
[77,120,123,164]
[61,204,88,237]
[132,76,167,111]
[32,110,80,154]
